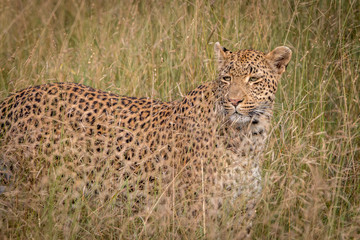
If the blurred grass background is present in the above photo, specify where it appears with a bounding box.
[0,0,359,239]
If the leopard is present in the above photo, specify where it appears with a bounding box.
[0,42,291,238]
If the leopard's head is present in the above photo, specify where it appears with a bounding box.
[214,42,292,127]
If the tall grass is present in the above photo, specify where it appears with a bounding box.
[0,0,359,239]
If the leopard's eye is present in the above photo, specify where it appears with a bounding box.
[248,76,261,83]
[222,76,232,82]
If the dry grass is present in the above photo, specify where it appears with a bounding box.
[0,0,359,239]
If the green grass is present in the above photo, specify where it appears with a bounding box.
[0,0,359,239]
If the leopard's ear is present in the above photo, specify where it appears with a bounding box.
[214,42,229,71]
[265,46,292,74]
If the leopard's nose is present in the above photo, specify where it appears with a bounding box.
[229,99,244,107]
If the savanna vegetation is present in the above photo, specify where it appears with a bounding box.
[0,0,359,239]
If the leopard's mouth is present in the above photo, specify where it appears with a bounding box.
[217,101,270,126]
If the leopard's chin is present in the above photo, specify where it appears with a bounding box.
[229,113,252,126]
